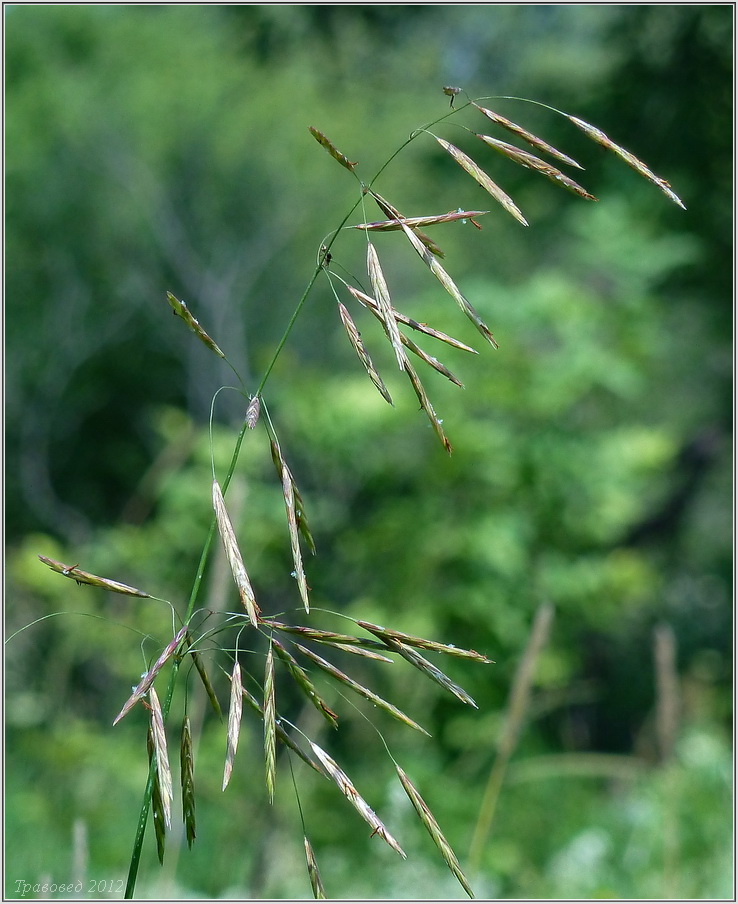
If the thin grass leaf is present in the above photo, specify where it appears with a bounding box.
[264,642,277,803]
[149,687,173,831]
[368,189,446,258]
[240,685,323,775]
[398,222,499,350]
[223,661,243,791]
[566,114,686,209]
[358,621,493,662]
[246,396,261,429]
[304,836,327,899]
[309,742,407,858]
[353,210,489,231]
[113,624,189,725]
[212,479,259,627]
[472,102,583,169]
[38,555,151,597]
[366,242,407,371]
[435,136,528,226]
[166,292,226,358]
[273,638,339,729]
[184,632,223,719]
[180,716,196,848]
[147,728,167,865]
[347,286,478,354]
[261,619,388,650]
[337,300,394,405]
[476,134,596,200]
[309,126,357,172]
[377,636,479,708]
[269,441,317,555]
[294,643,430,736]
[403,358,452,454]
[395,764,474,899]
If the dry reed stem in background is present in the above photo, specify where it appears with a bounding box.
[180,716,196,848]
[472,103,583,169]
[654,623,680,763]
[476,134,597,200]
[38,555,151,597]
[212,479,260,627]
[395,764,474,899]
[337,300,394,405]
[347,285,478,354]
[113,623,189,725]
[309,741,407,858]
[273,638,339,729]
[264,642,277,803]
[358,621,493,662]
[566,114,686,209]
[353,210,489,231]
[366,242,408,371]
[435,137,528,227]
[166,292,226,358]
[308,126,358,172]
[378,636,479,708]
[303,836,327,899]
[149,687,173,831]
[147,728,167,865]
[240,685,323,776]
[403,357,453,454]
[246,396,261,429]
[368,189,445,257]
[398,222,499,350]
[295,643,430,736]
[222,661,243,791]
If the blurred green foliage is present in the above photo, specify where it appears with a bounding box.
[6,4,732,900]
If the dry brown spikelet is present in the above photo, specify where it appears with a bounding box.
[472,102,583,169]
[304,836,327,899]
[353,209,489,231]
[358,620,493,662]
[166,292,226,358]
[38,555,151,597]
[366,242,407,371]
[337,300,394,405]
[309,126,358,172]
[403,358,453,455]
[212,479,260,627]
[246,396,261,429]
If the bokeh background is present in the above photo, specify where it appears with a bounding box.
[5,5,732,899]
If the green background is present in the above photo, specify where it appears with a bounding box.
[6,5,732,899]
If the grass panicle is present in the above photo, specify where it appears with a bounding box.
[264,642,277,803]
[309,741,407,858]
[38,555,151,597]
[113,623,189,726]
[295,643,430,736]
[273,638,339,729]
[434,136,529,226]
[212,478,260,627]
[166,291,226,359]
[337,299,394,405]
[180,716,197,848]
[476,134,597,200]
[222,661,243,791]
[303,836,327,899]
[149,687,173,831]
[308,126,358,172]
[472,102,583,169]
[395,764,475,899]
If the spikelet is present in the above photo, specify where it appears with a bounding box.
[184,632,223,719]
[435,136,528,226]
[566,114,686,209]
[212,479,260,627]
[273,638,339,729]
[295,644,430,736]
[269,441,317,556]
[264,642,277,803]
[180,716,196,848]
[304,836,327,899]
[318,641,394,663]
[246,396,261,429]
[309,741,407,858]
[366,242,407,371]
[166,292,226,358]
[222,661,243,791]
[353,210,488,231]
[476,134,596,200]
[399,222,498,350]
[378,635,479,708]
[309,126,357,172]
[472,102,583,169]
[400,332,464,388]
[113,624,189,725]
[260,618,389,651]
[403,358,453,455]
[337,300,393,405]
[149,687,173,831]
[147,728,167,865]
[358,620,493,662]
[395,764,474,899]
[368,189,445,257]
[38,555,151,597]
